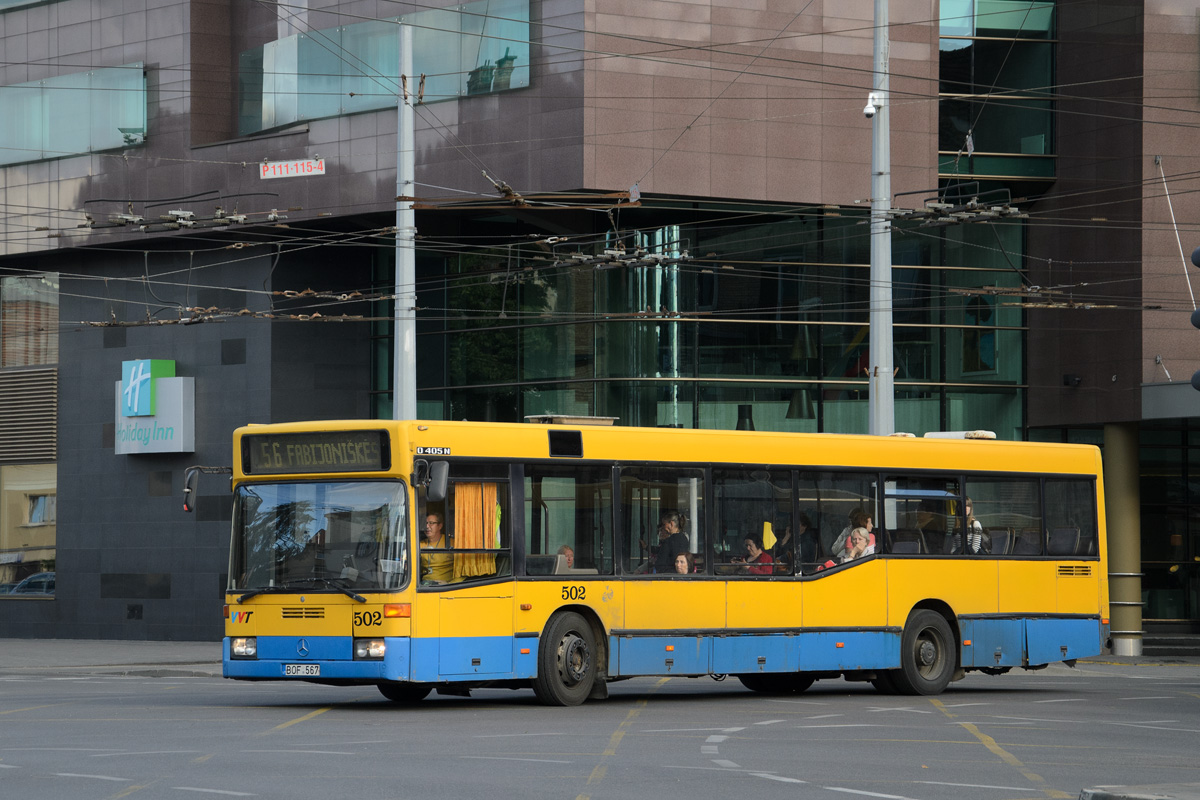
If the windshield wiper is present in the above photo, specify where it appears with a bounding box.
[235,577,367,603]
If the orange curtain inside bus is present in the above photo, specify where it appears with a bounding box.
[453,482,498,580]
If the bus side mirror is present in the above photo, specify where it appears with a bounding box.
[183,466,200,513]
[428,461,448,503]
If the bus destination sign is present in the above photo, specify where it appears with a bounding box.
[243,430,389,475]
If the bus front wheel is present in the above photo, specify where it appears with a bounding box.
[533,612,596,706]
[894,610,955,696]
[378,683,431,704]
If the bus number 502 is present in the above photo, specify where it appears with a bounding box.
[561,586,586,600]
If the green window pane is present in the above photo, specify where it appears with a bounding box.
[0,65,144,166]
[940,0,974,36]
[975,0,1054,38]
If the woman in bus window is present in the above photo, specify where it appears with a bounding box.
[653,511,690,574]
[831,508,873,559]
[674,551,695,574]
[838,527,874,563]
[735,535,774,575]
[961,498,988,554]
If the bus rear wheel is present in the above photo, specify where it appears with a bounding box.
[533,612,596,706]
[378,683,431,704]
[737,673,814,695]
[894,610,955,696]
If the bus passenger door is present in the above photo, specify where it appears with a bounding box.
[438,587,515,678]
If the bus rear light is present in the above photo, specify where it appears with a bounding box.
[1102,618,1109,625]
[520,604,532,611]
[354,638,386,660]
[231,637,257,658]
[383,604,411,618]
[223,605,230,619]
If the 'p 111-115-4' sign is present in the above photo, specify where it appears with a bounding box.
[242,430,390,474]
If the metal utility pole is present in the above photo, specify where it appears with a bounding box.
[394,23,417,421]
[867,0,895,436]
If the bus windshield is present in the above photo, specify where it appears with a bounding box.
[230,481,408,593]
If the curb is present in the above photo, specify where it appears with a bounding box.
[1080,786,1200,800]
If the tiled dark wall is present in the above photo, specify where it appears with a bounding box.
[0,242,373,640]
[1026,1,1144,428]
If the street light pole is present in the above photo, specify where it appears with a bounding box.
[394,23,417,421]
[868,0,895,436]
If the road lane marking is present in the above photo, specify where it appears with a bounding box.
[1117,696,1172,700]
[721,727,746,732]
[261,707,330,733]
[90,751,199,758]
[172,788,255,796]
[795,724,882,729]
[931,698,1071,799]
[866,707,931,714]
[916,781,1038,791]
[823,788,918,799]
[711,759,741,768]
[56,773,131,781]
[705,735,729,743]
[0,703,67,715]
[1032,699,1084,704]
[642,727,728,732]
[939,703,991,708]
[805,714,843,720]
[475,732,567,738]
[244,749,354,755]
[462,756,573,764]
[576,677,668,800]
[753,773,805,784]
[0,764,18,769]
[753,720,785,725]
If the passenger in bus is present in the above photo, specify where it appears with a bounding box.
[674,552,695,574]
[838,527,874,563]
[955,497,988,554]
[796,513,818,566]
[733,535,773,575]
[653,511,691,573]
[831,508,874,559]
[557,545,575,568]
[770,521,793,573]
[419,512,453,584]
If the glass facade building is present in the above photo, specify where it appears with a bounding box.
[372,204,1026,439]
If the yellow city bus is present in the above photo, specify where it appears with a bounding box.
[213,418,1109,705]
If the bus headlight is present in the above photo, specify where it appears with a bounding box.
[231,637,257,658]
[354,638,386,660]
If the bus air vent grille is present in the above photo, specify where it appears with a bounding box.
[282,607,325,619]
[1057,565,1091,577]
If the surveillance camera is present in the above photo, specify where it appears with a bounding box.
[863,103,876,119]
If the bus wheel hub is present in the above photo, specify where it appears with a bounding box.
[561,635,590,683]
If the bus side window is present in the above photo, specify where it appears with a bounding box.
[524,465,614,576]
[964,478,1042,558]
[713,468,792,576]
[1044,478,1096,557]
[620,466,705,575]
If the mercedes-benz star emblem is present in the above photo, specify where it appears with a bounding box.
[296,638,310,658]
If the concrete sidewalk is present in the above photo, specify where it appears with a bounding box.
[0,638,221,678]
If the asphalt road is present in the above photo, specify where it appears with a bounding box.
[1,661,1198,800]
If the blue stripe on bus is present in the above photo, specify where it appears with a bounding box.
[223,636,410,681]
[613,631,901,676]
[961,617,1102,667]
[224,617,1103,682]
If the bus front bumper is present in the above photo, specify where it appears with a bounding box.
[223,636,411,681]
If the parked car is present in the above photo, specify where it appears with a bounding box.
[12,572,54,595]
